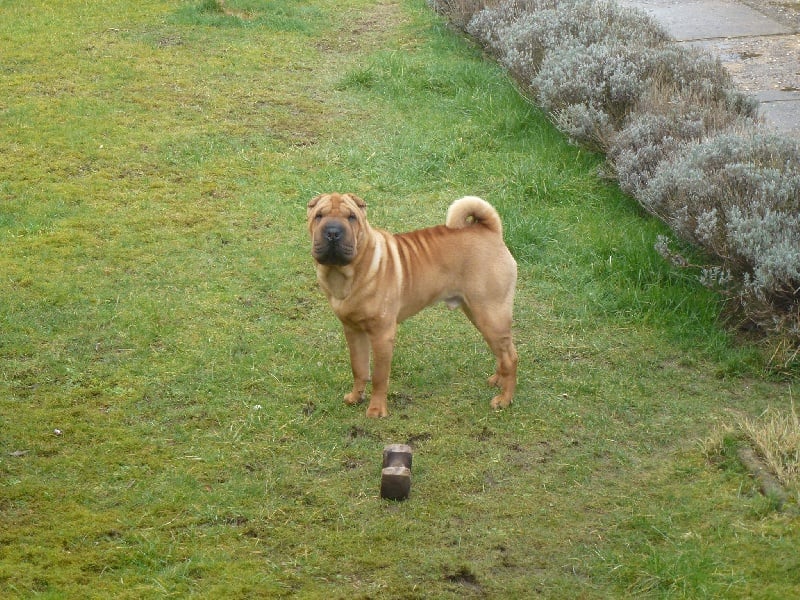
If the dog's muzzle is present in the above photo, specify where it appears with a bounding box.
[313,221,355,266]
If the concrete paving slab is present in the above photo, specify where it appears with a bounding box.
[622,0,792,40]
[757,97,800,137]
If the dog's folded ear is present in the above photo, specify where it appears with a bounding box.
[306,194,326,219]
[307,194,323,215]
[346,193,367,214]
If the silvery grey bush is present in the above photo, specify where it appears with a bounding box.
[467,0,667,83]
[430,0,800,351]
[533,40,648,147]
[639,45,757,119]
[643,133,800,341]
[466,2,557,65]
[609,103,758,199]
[610,111,706,197]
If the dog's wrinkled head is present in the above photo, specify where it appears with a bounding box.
[307,193,368,266]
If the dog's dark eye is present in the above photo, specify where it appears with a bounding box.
[315,213,323,221]
[347,214,357,222]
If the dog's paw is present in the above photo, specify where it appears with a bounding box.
[344,391,364,405]
[366,401,388,418]
[490,395,512,410]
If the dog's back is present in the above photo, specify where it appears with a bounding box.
[385,198,515,323]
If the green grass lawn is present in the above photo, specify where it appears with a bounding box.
[2,0,798,597]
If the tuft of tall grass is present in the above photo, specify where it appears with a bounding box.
[739,403,800,490]
[705,403,800,504]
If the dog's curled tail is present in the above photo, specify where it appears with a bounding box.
[445,196,503,236]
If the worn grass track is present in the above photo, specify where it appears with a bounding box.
[1,0,798,597]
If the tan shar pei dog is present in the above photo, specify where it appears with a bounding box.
[307,193,517,417]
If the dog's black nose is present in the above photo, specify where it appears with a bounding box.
[324,223,344,242]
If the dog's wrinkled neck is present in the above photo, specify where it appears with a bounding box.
[317,264,355,300]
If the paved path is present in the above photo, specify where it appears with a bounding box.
[619,0,800,138]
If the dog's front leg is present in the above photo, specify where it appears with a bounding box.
[343,325,370,406]
[365,325,396,418]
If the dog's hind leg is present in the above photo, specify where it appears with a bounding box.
[462,304,518,409]
[487,335,517,409]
